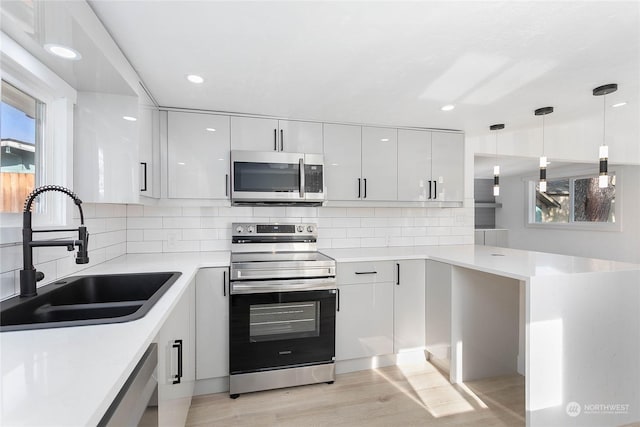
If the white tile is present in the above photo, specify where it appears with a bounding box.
[253,207,287,217]
[127,217,163,229]
[217,228,232,240]
[374,208,402,217]
[200,240,230,251]
[144,229,182,241]
[360,238,387,248]
[374,227,402,237]
[346,227,374,238]
[200,217,232,228]
[220,206,253,217]
[0,271,17,300]
[127,229,144,241]
[451,226,472,236]
[126,204,144,217]
[331,218,360,228]
[413,217,439,227]
[414,236,439,246]
[319,207,346,217]
[182,228,218,240]
[455,214,466,225]
[402,208,428,217]
[163,240,200,253]
[127,241,163,253]
[105,217,127,231]
[316,238,332,249]
[105,242,126,260]
[388,217,414,227]
[361,217,388,228]
[401,227,426,237]
[84,218,106,234]
[285,207,318,218]
[33,246,68,265]
[182,207,218,217]
[0,245,22,273]
[144,206,182,217]
[270,217,301,224]
[95,204,118,218]
[92,230,126,249]
[463,235,474,244]
[86,247,107,267]
[316,217,332,228]
[439,235,467,245]
[427,227,451,236]
[388,236,414,247]
[78,203,96,219]
[439,217,455,227]
[33,260,57,286]
[331,238,361,249]
[112,205,127,217]
[163,216,200,229]
[346,208,375,217]
[319,228,346,239]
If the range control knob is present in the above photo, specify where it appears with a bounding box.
[235,225,244,233]
[296,225,305,233]
[247,225,255,233]
[307,225,315,233]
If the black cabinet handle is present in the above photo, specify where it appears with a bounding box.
[363,178,367,198]
[336,289,340,312]
[355,271,377,275]
[274,129,277,151]
[434,181,437,200]
[396,263,400,285]
[225,174,229,197]
[172,339,183,384]
[428,180,432,199]
[358,178,361,198]
[223,270,226,296]
[280,129,284,151]
[140,162,147,192]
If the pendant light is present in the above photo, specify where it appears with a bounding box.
[489,124,505,196]
[535,106,554,192]
[593,83,617,188]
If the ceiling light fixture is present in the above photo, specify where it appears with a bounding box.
[489,123,504,196]
[206,128,217,132]
[441,104,455,111]
[593,83,617,188]
[611,101,627,108]
[122,116,137,122]
[186,74,204,84]
[44,43,81,60]
[380,138,389,142]
[534,106,554,193]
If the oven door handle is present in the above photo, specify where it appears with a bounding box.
[230,278,336,294]
[299,157,305,198]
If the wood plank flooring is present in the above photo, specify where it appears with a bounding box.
[186,361,525,426]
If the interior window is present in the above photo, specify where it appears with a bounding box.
[0,80,45,213]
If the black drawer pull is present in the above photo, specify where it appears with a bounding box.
[172,339,183,384]
[355,271,377,275]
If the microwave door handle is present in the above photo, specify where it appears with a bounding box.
[299,158,305,198]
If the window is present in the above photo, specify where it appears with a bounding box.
[530,173,617,228]
[0,80,45,213]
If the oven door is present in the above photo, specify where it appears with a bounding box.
[229,289,336,374]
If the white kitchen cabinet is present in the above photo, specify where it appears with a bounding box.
[195,267,229,380]
[393,260,426,354]
[336,261,394,360]
[323,123,362,201]
[74,91,140,203]
[230,116,323,153]
[431,131,465,202]
[155,279,196,427]
[425,260,452,361]
[138,89,160,198]
[361,126,398,201]
[475,229,508,247]
[167,111,230,199]
[397,129,464,202]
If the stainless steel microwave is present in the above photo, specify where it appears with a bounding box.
[230,151,325,205]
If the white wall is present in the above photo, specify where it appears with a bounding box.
[495,165,640,264]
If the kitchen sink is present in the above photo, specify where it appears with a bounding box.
[0,272,181,331]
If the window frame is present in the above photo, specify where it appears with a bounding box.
[526,168,622,232]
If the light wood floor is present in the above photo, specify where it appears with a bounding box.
[186,361,525,426]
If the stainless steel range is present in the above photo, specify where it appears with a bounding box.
[229,222,337,398]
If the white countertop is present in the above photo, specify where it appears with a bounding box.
[322,245,640,281]
[0,252,229,427]
[2,246,638,426]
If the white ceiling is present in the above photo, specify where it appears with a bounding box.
[80,2,640,134]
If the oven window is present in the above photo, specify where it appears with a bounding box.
[234,162,300,192]
[250,301,319,342]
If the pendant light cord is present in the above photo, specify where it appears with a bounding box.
[602,94,606,146]
[542,114,545,156]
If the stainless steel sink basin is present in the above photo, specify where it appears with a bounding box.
[0,272,181,331]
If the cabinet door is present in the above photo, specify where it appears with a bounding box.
[431,132,464,202]
[336,282,394,360]
[361,126,398,201]
[195,268,229,380]
[167,112,230,199]
[138,91,160,198]
[425,260,452,361]
[397,129,432,201]
[230,116,279,151]
[156,280,195,427]
[278,119,323,153]
[323,123,362,201]
[393,260,426,353]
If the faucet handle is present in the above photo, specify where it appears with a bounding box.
[36,271,45,282]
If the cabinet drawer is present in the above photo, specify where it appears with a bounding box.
[337,261,395,285]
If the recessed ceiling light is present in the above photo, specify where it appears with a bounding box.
[441,104,455,111]
[380,138,389,142]
[178,162,186,166]
[206,128,216,132]
[122,116,137,122]
[612,102,627,108]
[44,43,81,60]
[186,74,204,84]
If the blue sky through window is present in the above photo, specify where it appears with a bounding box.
[1,102,35,144]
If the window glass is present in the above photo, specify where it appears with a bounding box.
[573,176,615,223]
[535,179,570,223]
[0,80,44,213]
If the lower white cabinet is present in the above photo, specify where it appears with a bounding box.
[195,268,229,380]
[425,260,452,361]
[154,279,196,427]
[336,262,394,360]
[393,260,426,354]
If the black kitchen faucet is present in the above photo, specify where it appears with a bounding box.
[19,185,89,297]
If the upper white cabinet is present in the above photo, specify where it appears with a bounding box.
[167,111,230,199]
[74,92,140,203]
[361,126,398,201]
[323,123,362,200]
[393,260,426,354]
[230,116,322,153]
[138,89,160,198]
[397,130,464,202]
